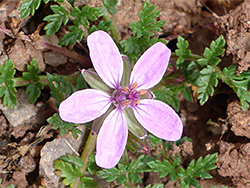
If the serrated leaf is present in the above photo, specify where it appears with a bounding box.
[197,66,218,105]
[175,36,192,67]
[197,35,225,67]
[44,5,70,35]
[88,20,111,34]
[103,0,118,14]
[22,58,40,82]
[47,73,74,105]
[20,0,42,18]
[0,59,17,109]
[222,65,250,110]
[121,1,166,62]
[54,154,83,187]
[58,25,84,46]
[80,176,97,188]
[71,6,101,26]
[76,74,87,91]
[47,113,82,139]
[26,83,43,103]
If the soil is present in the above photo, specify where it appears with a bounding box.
[0,0,250,187]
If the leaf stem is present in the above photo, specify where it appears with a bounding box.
[171,52,202,61]
[213,66,237,92]
[13,75,78,87]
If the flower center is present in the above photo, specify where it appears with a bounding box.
[112,83,147,108]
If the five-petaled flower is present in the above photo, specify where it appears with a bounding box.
[59,30,183,168]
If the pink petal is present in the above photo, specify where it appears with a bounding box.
[95,108,128,168]
[87,31,123,89]
[130,42,171,90]
[59,89,111,124]
[133,99,183,141]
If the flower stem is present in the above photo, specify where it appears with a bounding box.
[80,132,97,175]
[122,149,133,187]
[102,9,121,41]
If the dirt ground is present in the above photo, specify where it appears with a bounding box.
[0,0,250,187]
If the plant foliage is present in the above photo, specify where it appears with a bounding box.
[0,59,17,109]
[222,65,250,110]
[22,58,44,103]
[58,6,103,46]
[44,5,70,35]
[54,154,97,188]
[47,113,82,139]
[98,155,152,185]
[121,0,166,62]
[47,73,74,106]
[147,153,218,188]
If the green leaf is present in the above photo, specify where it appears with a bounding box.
[76,74,87,91]
[222,65,250,110]
[20,0,42,19]
[197,66,218,105]
[47,73,74,106]
[58,25,84,46]
[0,59,17,109]
[47,113,82,139]
[71,6,102,26]
[54,154,83,187]
[22,58,40,82]
[26,83,43,103]
[44,5,70,35]
[145,184,164,188]
[121,0,166,62]
[197,35,225,67]
[98,155,151,184]
[88,20,111,34]
[22,58,43,104]
[103,0,118,14]
[80,177,97,188]
[175,36,192,66]
[154,84,192,111]
[185,153,218,185]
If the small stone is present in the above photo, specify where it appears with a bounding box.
[8,39,30,71]
[0,89,36,127]
[39,126,86,188]
[8,39,46,71]
[0,53,8,66]
[43,51,67,67]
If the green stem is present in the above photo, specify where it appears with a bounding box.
[171,52,202,61]
[13,75,78,87]
[80,132,97,175]
[213,66,237,92]
[62,0,73,11]
[102,9,121,41]
[122,149,133,187]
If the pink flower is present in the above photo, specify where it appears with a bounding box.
[59,31,183,168]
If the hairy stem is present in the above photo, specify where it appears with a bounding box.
[171,52,202,61]
[213,66,238,93]
[80,132,97,175]
[13,75,78,87]
[103,11,121,42]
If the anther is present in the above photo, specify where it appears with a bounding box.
[133,99,140,106]
[122,100,131,106]
[130,83,138,91]
[121,87,130,93]
[138,89,147,95]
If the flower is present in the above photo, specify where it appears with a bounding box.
[59,30,183,168]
